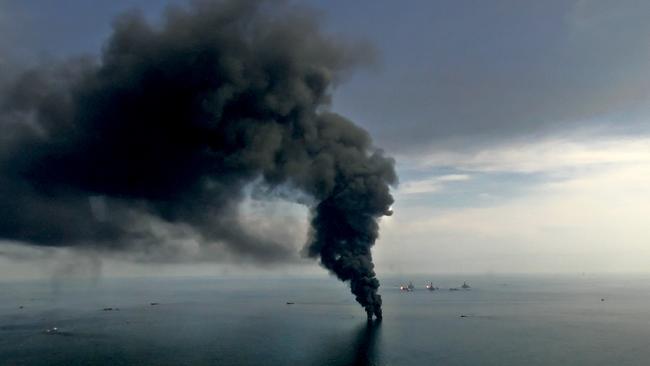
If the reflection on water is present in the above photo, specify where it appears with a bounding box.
[323,320,382,366]
[351,320,382,366]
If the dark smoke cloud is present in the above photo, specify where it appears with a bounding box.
[0,0,396,317]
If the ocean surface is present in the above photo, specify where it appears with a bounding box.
[1,274,650,365]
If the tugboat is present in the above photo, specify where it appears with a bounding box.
[426,281,436,291]
[461,281,471,290]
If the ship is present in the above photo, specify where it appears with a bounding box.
[461,281,471,289]
[400,281,415,292]
[425,281,436,291]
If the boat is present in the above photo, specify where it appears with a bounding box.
[400,281,414,292]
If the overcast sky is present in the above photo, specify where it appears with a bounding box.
[1,0,650,278]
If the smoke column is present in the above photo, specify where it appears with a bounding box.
[0,0,396,318]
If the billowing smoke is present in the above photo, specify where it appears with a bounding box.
[0,0,396,318]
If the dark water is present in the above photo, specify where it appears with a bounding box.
[2,274,650,365]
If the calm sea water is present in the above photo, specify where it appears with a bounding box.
[1,274,650,365]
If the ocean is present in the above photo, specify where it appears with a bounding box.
[1,274,650,365]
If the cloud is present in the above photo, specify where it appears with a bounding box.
[375,136,650,273]
[330,0,650,153]
[398,174,470,195]
[401,137,650,173]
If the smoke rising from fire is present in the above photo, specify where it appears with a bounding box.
[0,0,396,317]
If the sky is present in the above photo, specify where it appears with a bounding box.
[1,0,650,277]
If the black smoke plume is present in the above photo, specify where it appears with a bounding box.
[0,0,396,318]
